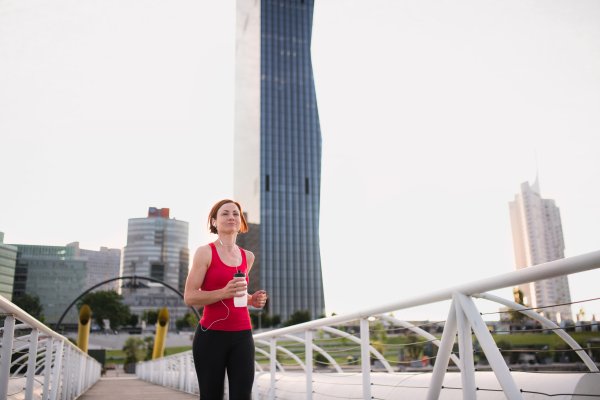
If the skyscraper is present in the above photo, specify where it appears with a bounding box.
[234,0,325,321]
[12,244,87,325]
[508,178,572,322]
[67,242,121,292]
[122,208,189,294]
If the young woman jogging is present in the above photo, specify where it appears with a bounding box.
[184,199,267,400]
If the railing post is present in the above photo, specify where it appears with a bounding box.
[455,293,524,400]
[454,293,477,400]
[179,355,185,390]
[42,336,54,400]
[25,328,40,400]
[426,298,458,400]
[270,337,276,400]
[360,318,371,400]
[62,344,71,400]
[0,315,15,399]
[185,353,192,393]
[305,329,313,400]
[50,339,64,400]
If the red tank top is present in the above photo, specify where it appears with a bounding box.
[199,243,252,331]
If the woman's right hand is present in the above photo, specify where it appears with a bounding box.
[221,277,247,299]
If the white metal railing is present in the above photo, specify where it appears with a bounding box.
[137,249,600,400]
[0,296,102,400]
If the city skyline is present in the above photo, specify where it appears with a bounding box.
[1,1,599,320]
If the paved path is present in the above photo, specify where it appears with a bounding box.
[79,377,198,400]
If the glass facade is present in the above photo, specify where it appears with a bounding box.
[122,210,190,295]
[235,0,325,322]
[0,232,17,301]
[11,245,87,325]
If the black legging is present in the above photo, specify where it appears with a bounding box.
[193,324,255,400]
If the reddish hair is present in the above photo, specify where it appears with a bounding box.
[207,199,248,234]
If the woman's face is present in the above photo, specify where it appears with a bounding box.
[213,202,241,234]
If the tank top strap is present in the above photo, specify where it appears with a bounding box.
[209,242,218,263]
[238,246,247,270]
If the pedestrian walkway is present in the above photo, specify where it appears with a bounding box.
[79,377,198,400]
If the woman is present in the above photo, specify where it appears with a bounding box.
[184,199,267,399]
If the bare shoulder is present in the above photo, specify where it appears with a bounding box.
[243,249,255,263]
[193,244,212,266]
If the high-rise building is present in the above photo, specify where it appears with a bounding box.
[11,245,87,325]
[0,232,17,301]
[508,178,572,322]
[234,0,325,321]
[122,208,189,294]
[67,242,121,292]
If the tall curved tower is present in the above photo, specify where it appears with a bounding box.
[234,0,325,322]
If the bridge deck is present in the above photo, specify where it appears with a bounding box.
[79,377,198,400]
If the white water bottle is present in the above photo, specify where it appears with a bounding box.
[233,270,247,307]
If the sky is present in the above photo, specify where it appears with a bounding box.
[1,0,599,322]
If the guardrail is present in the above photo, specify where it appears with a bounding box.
[137,250,600,400]
[0,296,102,400]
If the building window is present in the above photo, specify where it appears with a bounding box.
[305,178,309,194]
[266,175,270,192]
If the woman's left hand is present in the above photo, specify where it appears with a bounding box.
[251,290,267,308]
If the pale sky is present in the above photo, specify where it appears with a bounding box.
[1,1,599,322]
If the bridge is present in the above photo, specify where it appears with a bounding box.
[2,250,600,399]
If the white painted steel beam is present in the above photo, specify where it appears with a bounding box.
[426,299,458,400]
[256,339,306,372]
[379,314,461,369]
[270,338,276,400]
[321,326,394,373]
[0,315,15,400]
[306,329,313,400]
[454,294,477,400]
[253,250,600,340]
[25,328,39,400]
[474,292,598,371]
[455,292,523,400]
[360,318,371,400]
[280,333,343,373]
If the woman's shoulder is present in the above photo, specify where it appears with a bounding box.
[241,248,255,263]
[193,244,213,263]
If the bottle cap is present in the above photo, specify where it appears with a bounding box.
[234,270,245,278]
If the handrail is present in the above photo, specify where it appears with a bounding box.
[138,250,600,400]
[253,249,600,339]
[0,294,102,400]
[0,295,88,358]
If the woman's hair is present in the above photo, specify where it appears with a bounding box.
[207,199,249,234]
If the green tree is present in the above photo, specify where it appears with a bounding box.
[176,312,199,330]
[123,337,145,364]
[13,294,45,323]
[143,336,154,361]
[509,288,529,323]
[283,310,311,327]
[127,314,139,327]
[271,314,281,327]
[76,291,131,329]
[405,334,425,360]
[142,309,160,325]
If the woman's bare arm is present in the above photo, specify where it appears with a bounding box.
[184,245,247,307]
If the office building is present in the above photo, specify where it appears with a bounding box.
[67,242,121,292]
[508,178,572,322]
[122,208,189,294]
[234,0,325,321]
[0,232,17,301]
[12,245,87,325]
